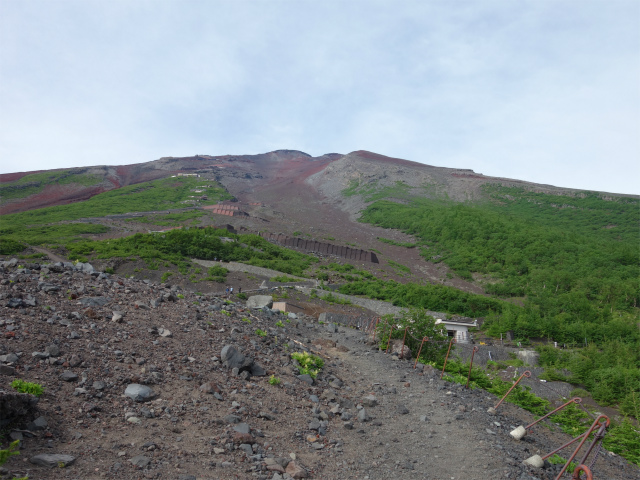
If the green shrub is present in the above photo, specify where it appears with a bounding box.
[237,292,247,300]
[0,239,25,255]
[569,388,591,398]
[11,379,44,397]
[270,275,299,283]
[320,293,351,305]
[604,417,640,465]
[0,440,28,479]
[291,351,324,378]
[377,308,449,363]
[268,375,281,386]
[255,329,267,337]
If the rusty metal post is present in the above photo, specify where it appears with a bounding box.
[542,431,589,461]
[525,397,582,431]
[493,371,532,409]
[572,465,592,480]
[554,415,610,480]
[370,317,379,341]
[400,327,408,357]
[385,325,394,354]
[577,421,608,467]
[414,337,428,369]
[440,337,455,379]
[465,346,479,389]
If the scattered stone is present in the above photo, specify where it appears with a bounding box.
[199,382,221,394]
[362,395,377,407]
[523,455,545,468]
[297,374,314,385]
[129,455,151,468]
[285,461,308,478]
[68,354,82,367]
[158,328,172,337]
[79,296,109,307]
[0,364,16,375]
[246,295,273,309]
[29,454,76,468]
[45,344,60,357]
[0,353,19,363]
[59,371,78,382]
[233,423,250,434]
[358,408,370,422]
[124,384,155,402]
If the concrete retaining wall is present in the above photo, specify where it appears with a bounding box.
[257,232,379,263]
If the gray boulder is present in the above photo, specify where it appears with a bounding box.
[130,455,151,468]
[0,353,19,363]
[124,384,155,402]
[30,454,76,468]
[59,371,78,382]
[79,296,110,307]
[246,295,273,309]
[221,345,253,371]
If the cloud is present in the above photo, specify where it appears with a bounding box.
[1,0,638,193]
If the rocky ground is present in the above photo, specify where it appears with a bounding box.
[1,259,638,480]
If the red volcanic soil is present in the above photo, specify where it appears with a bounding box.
[0,183,110,215]
[0,170,46,182]
[350,149,436,168]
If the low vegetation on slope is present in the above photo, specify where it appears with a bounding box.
[345,184,640,418]
[0,169,103,202]
[66,227,317,277]
[0,176,231,248]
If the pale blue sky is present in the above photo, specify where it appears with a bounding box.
[1,1,638,194]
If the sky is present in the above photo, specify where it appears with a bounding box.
[1,1,639,194]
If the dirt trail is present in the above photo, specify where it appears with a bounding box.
[323,331,507,480]
[31,246,67,263]
[314,327,635,480]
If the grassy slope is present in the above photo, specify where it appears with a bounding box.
[343,181,640,417]
[0,169,103,202]
[0,176,231,245]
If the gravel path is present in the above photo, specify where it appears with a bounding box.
[192,259,314,283]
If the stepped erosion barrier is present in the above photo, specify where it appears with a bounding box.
[257,232,379,263]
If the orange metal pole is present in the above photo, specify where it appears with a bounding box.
[414,337,428,369]
[370,317,379,341]
[440,337,455,379]
[493,371,532,409]
[542,431,589,461]
[385,325,394,354]
[572,465,592,480]
[554,415,610,480]
[465,346,479,389]
[525,397,582,431]
[400,327,408,357]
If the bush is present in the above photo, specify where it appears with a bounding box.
[0,239,25,255]
[271,275,299,283]
[291,352,324,378]
[604,417,640,465]
[11,379,44,397]
[376,308,449,363]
